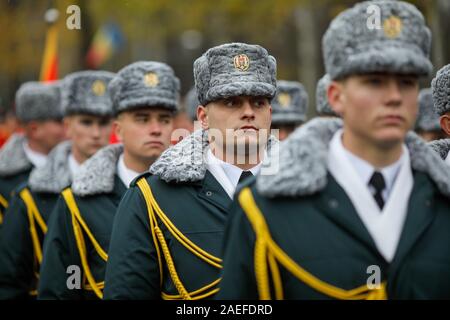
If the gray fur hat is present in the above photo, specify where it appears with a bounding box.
[108,61,180,115]
[184,86,199,121]
[15,81,63,123]
[323,0,432,80]
[431,64,450,116]
[416,88,441,132]
[62,70,115,116]
[271,80,308,125]
[194,42,277,106]
[315,74,338,117]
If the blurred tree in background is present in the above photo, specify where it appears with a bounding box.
[0,0,448,118]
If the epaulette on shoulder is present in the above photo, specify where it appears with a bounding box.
[130,171,152,187]
[11,181,30,198]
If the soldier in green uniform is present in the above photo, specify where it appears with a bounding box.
[0,71,114,299]
[271,80,308,140]
[103,43,279,300]
[37,61,178,300]
[316,74,338,118]
[218,1,450,300]
[0,82,65,228]
[415,88,446,142]
[429,64,450,163]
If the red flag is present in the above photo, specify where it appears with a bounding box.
[40,23,59,82]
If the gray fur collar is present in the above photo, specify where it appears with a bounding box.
[28,141,72,193]
[0,134,32,177]
[428,139,450,161]
[71,144,123,197]
[257,118,450,198]
[150,129,279,183]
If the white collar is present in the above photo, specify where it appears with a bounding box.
[328,130,413,262]
[23,140,47,169]
[217,154,261,189]
[336,130,405,202]
[206,148,262,199]
[117,153,141,188]
[68,154,82,179]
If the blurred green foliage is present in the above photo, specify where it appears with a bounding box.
[0,0,446,112]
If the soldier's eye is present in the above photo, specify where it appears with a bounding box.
[159,117,171,124]
[399,78,416,87]
[254,99,267,107]
[365,77,383,86]
[99,119,111,126]
[136,117,148,123]
[80,119,93,126]
[224,99,236,107]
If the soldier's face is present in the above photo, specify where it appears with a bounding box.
[115,107,173,163]
[329,73,419,148]
[29,119,66,153]
[198,96,272,158]
[64,114,112,160]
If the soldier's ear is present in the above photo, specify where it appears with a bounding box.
[197,105,209,129]
[113,119,123,142]
[328,81,344,116]
[63,117,72,139]
[440,113,450,136]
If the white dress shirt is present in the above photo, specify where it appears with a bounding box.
[206,148,261,199]
[117,153,141,188]
[23,141,47,169]
[68,154,82,179]
[327,130,413,262]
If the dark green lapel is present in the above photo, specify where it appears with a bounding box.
[197,170,232,213]
[112,175,127,200]
[389,172,437,271]
[315,173,386,261]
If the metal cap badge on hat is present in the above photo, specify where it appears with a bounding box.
[194,42,277,106]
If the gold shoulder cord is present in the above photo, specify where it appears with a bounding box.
[0,193,9,224]
[137,178,222,300]
[238,187,387,300]
[62,188,107,299]
[19,188,48,296]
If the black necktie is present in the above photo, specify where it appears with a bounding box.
[238,171,254,184]
[369,171,386,210]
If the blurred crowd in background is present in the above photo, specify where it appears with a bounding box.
[1,0,450,147]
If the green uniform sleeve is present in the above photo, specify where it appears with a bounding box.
[216,192,259,300]
[103,185,161,300]
[37,196,83,299]
[0,193,35,299]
